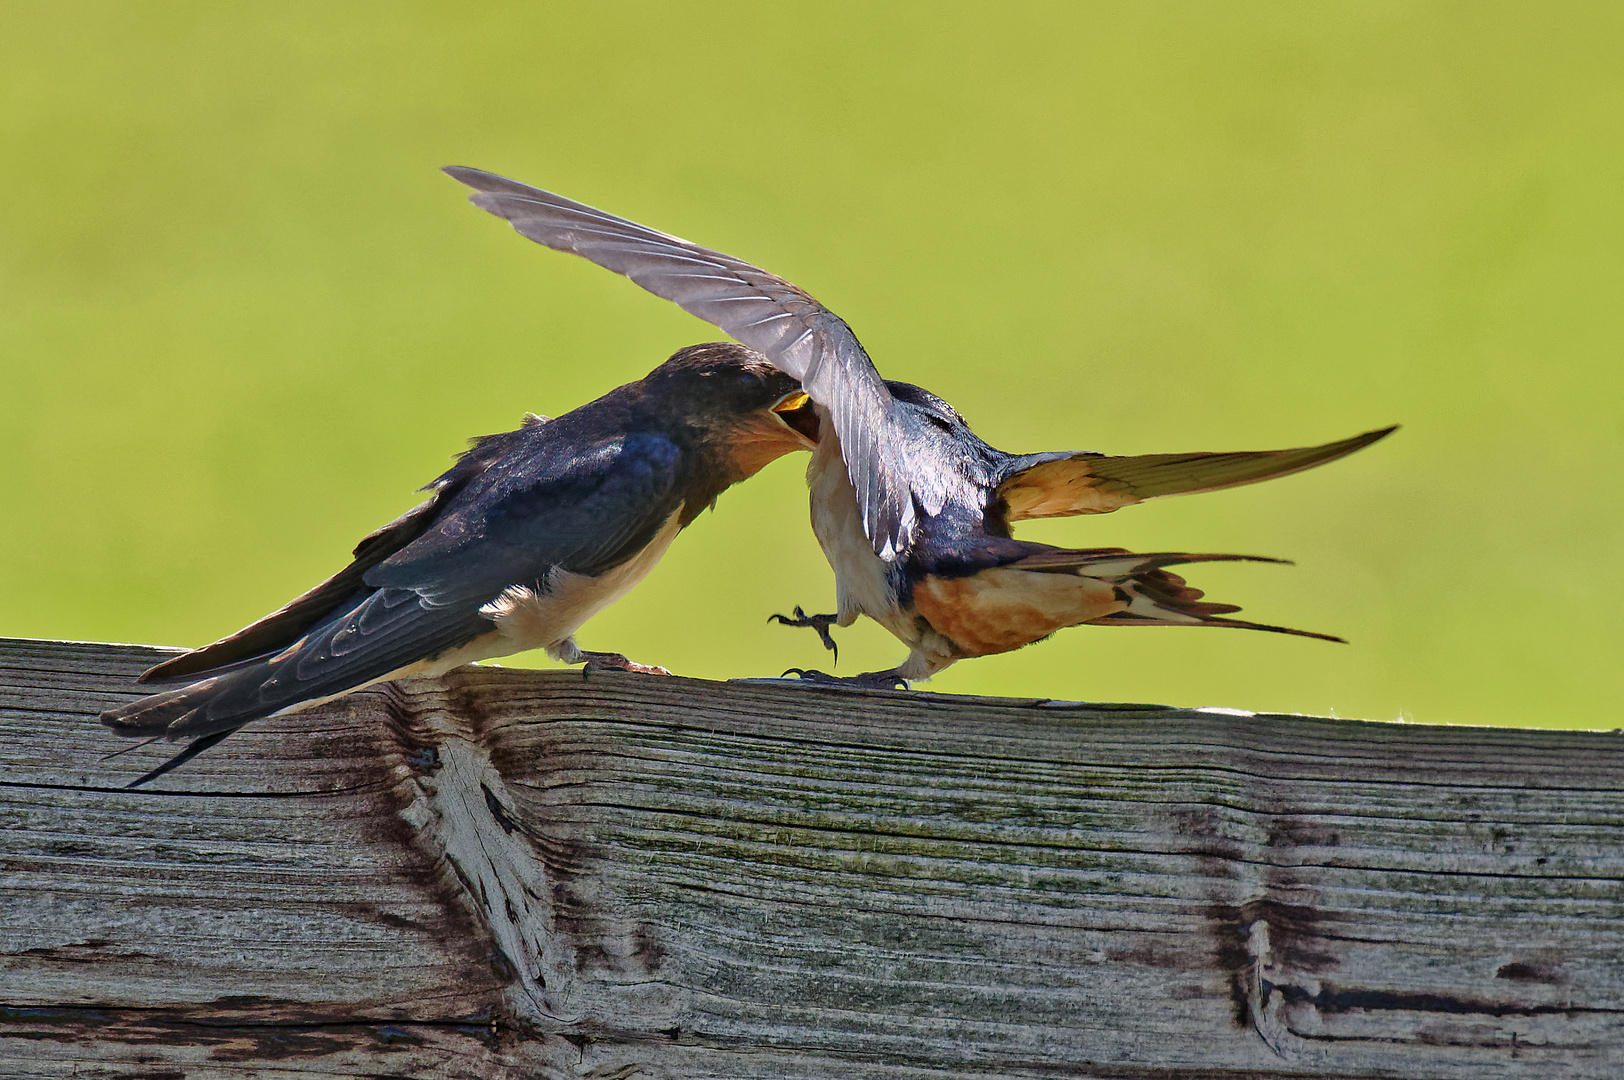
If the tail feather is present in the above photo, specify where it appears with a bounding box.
[100,678,221,737]
[1012,547,1346,643]
[1096,604,1347,643]
[101,587,493,786]
[114,730,239,789]
[104,586,488,740]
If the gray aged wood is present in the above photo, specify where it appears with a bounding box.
[1,636,1620,1078]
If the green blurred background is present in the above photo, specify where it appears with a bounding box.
[3,2,1619,728]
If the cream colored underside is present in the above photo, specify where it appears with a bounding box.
[477,508,686,661]
[808,430,904,632]
[807,430,966,680]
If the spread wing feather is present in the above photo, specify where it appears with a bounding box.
[442,166,916,559]
[997,426,1397,521]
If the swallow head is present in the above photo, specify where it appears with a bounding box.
[885,378,1001,474]
[647,342,820,479]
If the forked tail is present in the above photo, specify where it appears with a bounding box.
[1015,548,1346,642]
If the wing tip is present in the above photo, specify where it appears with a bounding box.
[442,165,539,202]
[442,164,496,188]
[1346,423,1400,450]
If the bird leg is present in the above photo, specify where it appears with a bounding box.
[769,606,841,660]
[577,651,674,676]
[782,667,910,691]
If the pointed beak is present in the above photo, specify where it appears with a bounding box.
[771,390,820,445]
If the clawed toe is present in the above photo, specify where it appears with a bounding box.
[782,667,910,691]
[769,605,841,658]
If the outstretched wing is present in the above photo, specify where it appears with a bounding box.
[996,426,1397,521]
[441,166,916,560]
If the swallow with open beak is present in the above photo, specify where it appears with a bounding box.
[442,167,1395,687]
[102,342,819,785]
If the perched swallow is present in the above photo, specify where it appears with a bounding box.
[102,343,819,785]
[440,167,1395,686]
[775,382,1394,684]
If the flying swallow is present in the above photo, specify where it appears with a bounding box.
[102,342,819,785]
[441,167,1395,687]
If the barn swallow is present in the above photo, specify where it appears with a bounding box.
[441,167,1395,687]
[101,342,820,785]
[774,382,1394,684]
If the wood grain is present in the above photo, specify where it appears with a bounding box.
[2,637,1620,1078]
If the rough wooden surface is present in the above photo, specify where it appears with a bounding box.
[1,636,1620,1078]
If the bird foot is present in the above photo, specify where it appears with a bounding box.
[579,651,673,677]
[769,606,841,659]
[781,667,910,691]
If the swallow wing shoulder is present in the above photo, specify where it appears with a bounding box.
[364,431,688,608]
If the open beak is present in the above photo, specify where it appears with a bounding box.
[771,390,820,446]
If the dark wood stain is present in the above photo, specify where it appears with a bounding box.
[1496,961,1570,985]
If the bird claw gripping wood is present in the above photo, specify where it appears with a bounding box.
[781,667,911,691]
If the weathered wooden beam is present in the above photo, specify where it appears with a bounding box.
[1,636,1620,1078]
